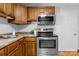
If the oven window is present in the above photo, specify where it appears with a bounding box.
[39,40,56,48]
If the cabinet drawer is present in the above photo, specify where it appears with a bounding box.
[7,41,18,54]
[24,41,36,44]
[25,37,36,42]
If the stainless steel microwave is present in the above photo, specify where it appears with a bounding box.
[38,15,55,25]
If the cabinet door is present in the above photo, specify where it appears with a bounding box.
[18,40,24,56]
[7,41,18,54]
[14,4,22,24]
[0,48,5,56]
[0,3,14,16]
[27,7,38,21]
[14,4,27,24]
[44,7,55,14]
[18,45,23,56]
[21,6,27,24]
[38,7,55,15]
[8,41,20,56]
[38,7,45,14]
[25,42,36,56]
[0,3,5,12]
[8,47,19,56]
[18,38,24,56]
[4,3,14,16]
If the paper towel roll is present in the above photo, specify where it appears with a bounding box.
[12,31,15,36]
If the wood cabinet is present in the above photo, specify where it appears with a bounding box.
[9,4,27,24]
[38,7,55,15]
[18,38,24,56]
[7,41,19,56]
[0,3,14,17]
[8,38,25,56]
[27,7,38,21]
[8,47,19,56]
[0,3,55,24]
[0,48,6,56]
[27,7,55,22]
[0,3,5,12]
[0,36,36,56]
[24,37,36,56]
[4,3,14,17]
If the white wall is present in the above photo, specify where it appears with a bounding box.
[55,5,79,51]
[0,17,18,34]
[78,8,79,49]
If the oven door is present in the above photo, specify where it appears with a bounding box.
[37,37,58,56]
[39,39,56,48]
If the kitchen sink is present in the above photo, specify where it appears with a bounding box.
[0,35,19,39]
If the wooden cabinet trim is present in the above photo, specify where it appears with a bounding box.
[8,46,19,56]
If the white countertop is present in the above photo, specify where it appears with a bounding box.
[0,34,35,49]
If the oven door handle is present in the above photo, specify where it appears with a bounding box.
[37,37,57,40]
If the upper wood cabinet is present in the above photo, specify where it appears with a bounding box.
[27,7,38,22]
[0,3,4,12]
[38,7,55,15]
[27,7,55,22]
[0,3,14,17]
[4,3,14,17]
[9,4,27,24]
[0,3,55,24]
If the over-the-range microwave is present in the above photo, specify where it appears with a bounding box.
[37,14,55,25]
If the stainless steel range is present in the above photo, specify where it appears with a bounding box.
[37,27,58,56]
[37,14,58,56]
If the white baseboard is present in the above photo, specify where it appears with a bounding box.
[58,49,77,51]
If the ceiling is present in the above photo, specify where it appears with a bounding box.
[21,3,79,7]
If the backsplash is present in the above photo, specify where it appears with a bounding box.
[0,17,18,34]
[17,22,37,32]
[0,17,37,34]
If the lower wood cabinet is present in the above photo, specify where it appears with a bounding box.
[24,42,36,56]
[7,41,19,56]
[8,47,19,56]
[0,36,36,56]
[18,38,24,56]
[18,45,23,56]
[24,37,36,56]
[7,41,18,54]
[0,48,6,56]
